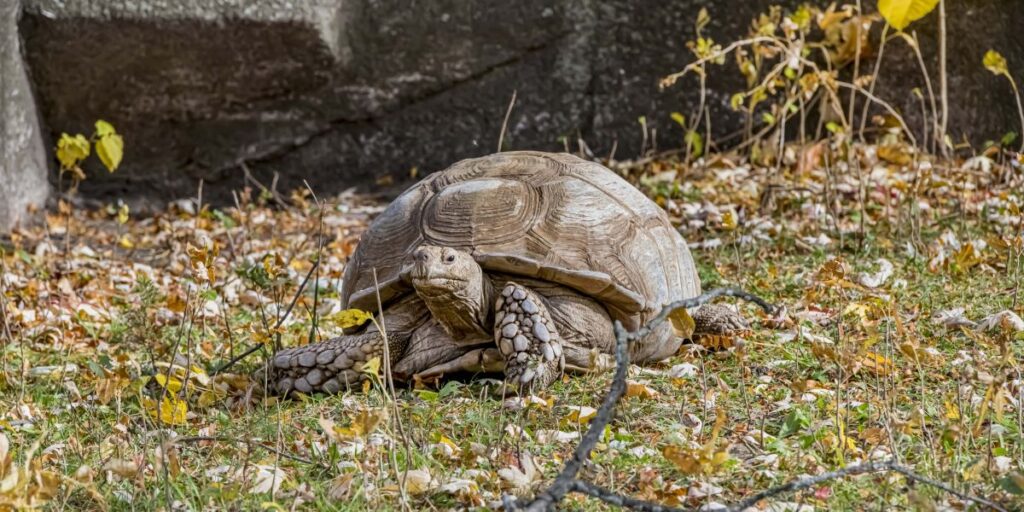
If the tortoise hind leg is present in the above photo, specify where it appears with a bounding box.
[494,282,565,390]
[692,304,749,336]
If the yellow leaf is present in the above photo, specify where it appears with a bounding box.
[877,144,913,165]
[662,445,703,475]
[118,235,135,249]
[626,380,659,399]
[668,307,696,339]
[95,133,124,172]
[944,400,961,420]
[167,293,187,313]
[354,409,386,436]
[143,395,188,425]
[877,0,939,31]
[116,203,130,224]
[696,334,737,351]
[711,450,730,467]
[984,49,1009,76]
[198,389,224,408]
[318,416,346,443]
[360,356,381,377]
[333,309,375,329]
[436,434,461,457]
[721,210,737,230]
[56,133,90,170]
[563,406,597,425]
[94,119,116,137]
[153,374,184,394]
[815,258,848,284]
[861,351,895,376]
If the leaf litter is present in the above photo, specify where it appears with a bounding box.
[0,133,1023,509]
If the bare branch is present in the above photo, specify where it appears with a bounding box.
[174,435,327,468]
[508,288,776,511]
[213,258,320,375]
[506,288,1007,512]
[569,479,687,512]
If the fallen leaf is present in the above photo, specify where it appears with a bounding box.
[563,406,597,425]
[626,380,659,399]
[249,465,286,494]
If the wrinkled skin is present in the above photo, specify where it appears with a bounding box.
[268,246,747,394]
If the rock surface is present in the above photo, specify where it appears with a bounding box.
[4,0,1023,223]
[1,0,50,230]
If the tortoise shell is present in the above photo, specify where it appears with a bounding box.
[340,151,700,330]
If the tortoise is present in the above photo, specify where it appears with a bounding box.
[269,151,747,394]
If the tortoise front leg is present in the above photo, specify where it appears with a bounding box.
[494,282,565,390]
[270,330,390,394]
[269,297,428,395]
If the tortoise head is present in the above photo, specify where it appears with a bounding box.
[406,245,493,339]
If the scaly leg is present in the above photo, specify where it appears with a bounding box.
[494,282,565,390]
[269,296,429,395]
[270,331,386,394]
[691,304,750,349]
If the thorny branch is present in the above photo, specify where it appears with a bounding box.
[503,288,1007,512]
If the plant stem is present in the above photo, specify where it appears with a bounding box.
[938,0,949,155]
[858,24,890,141]
[1008,75,1024,153]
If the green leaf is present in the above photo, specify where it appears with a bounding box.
[670,112,686,127]
[414,389,439,402]
[212,209,237,228]
[96,133,124,172]
[56,133,90,170]
[983,49,1009,76]
[998,472,1024,495]
[877,0,939,31]
[1001,131,1018,146]
[438,380,463,398]
[779,408,811,437]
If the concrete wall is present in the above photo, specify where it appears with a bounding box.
[3,0,1022,229]
[1,0,50,230]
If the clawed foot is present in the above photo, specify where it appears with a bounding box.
[495,282,565,390]
[691,304,750,350]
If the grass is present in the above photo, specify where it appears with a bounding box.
[2,148,1024,510]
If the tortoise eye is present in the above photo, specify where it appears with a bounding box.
[445,254,456,263]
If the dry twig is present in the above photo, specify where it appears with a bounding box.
[505,288,1007,512]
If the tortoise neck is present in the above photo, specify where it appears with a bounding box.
[416,272,494,340]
